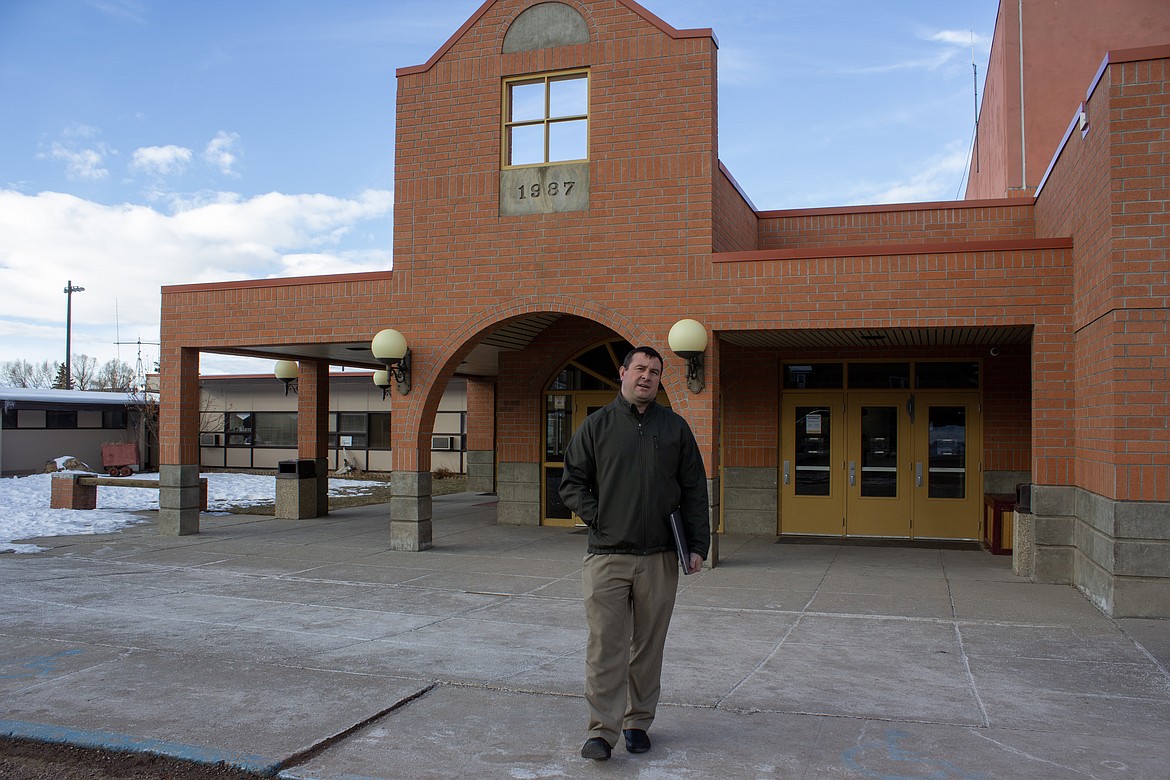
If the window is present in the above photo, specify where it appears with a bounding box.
[46,410,78,429]
[848,362,910,389]
[334,412,368,448]
[2,404,14,429]
[504,71,588,167]
[369,412,392,449]
[784,363,844,390]
[103,410,128,429]
[916,362,980,389]
[226,412,253,446]
[253,412,296,447]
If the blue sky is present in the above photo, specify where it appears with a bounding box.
[0,0,998,376]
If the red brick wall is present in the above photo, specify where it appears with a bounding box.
[720,344,778,469]
[1035,51,1170,501]
[983,344,1033,472]
[755,201,1036,251]
[713,165,758,254]
[465,378,497,452]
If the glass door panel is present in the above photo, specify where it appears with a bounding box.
[927,405,967,499]
[781,393,844,535]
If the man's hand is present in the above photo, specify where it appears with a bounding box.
[688,553,704,574]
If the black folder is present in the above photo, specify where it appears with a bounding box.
[668,511,693,574]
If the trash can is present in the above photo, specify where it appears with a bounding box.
[276,459,318,518]
[277,459,317,479]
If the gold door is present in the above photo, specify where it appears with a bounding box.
[910,392,982,539]
[845,392,913,537]
[780,393,844,535]
[544,390,614,527]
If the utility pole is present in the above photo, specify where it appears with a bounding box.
[63,280,85,389]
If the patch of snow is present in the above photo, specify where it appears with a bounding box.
[0,472,389,554]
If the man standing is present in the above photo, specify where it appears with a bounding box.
[559,346,710,761]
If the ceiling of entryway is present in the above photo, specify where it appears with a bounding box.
[227,322,1032,378]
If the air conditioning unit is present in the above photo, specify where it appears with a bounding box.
[199,433,220,446]
[431,435,454,451]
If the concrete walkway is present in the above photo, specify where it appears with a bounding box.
[2,493,1169,779]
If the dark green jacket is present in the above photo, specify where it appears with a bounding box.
[559,394,710,558]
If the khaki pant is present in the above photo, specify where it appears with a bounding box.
[582,551,679,745]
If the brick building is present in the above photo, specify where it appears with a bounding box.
[157,0,1170,617]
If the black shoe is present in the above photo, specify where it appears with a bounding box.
[581,737,612,760]
[623,728,651,754]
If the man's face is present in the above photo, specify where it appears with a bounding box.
[619,353,663,408]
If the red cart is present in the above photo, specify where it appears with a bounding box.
[100,442,139,477]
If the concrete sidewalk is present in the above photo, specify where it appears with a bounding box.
[2,492,1169,779]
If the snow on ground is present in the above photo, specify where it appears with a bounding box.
[0,470,390,554]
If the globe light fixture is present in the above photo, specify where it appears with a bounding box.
[668,318,708,393]
[274,360,299,395]
[371,328,411,395]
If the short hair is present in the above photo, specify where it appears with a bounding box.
[623,345,664,369]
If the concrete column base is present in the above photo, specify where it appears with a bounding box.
[466,450,495,494]
[390,470,432,551]
[159,464,202,535]
[496,462,540,526]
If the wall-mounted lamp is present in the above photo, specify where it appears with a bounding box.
[274,360,299,395]
[372,369,392,400]
[371,328,411,395]
[668,318,708,393]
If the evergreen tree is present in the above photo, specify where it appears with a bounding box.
[52,363,72,389]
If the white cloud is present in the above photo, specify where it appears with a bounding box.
[0,188,393,367]
[203,131,241,176]
[40,143,109,180]
[928,29,991,49]
[854,142,971,205]
[840,48,959,75]
[131,145,193,177]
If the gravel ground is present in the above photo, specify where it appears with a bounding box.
[0,739,269,780]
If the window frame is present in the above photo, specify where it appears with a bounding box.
[502,69,589,169]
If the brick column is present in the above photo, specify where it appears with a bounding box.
[465,377,496,493]
[158,346,202,535]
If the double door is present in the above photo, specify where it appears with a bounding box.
[780,391,981,539]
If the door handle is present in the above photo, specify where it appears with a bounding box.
[849,461,856,487]
[915,462,923,488]
[783,460,790,485]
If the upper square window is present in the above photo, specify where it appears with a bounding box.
[504,71,588,167]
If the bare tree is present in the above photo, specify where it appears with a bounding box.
[95,359,135,391]
[32,360,57,388]
[71,354,98,390]
[1,360,34,387]
[1,359,59,388]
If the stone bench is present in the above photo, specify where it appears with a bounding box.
[51,474,208,512]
